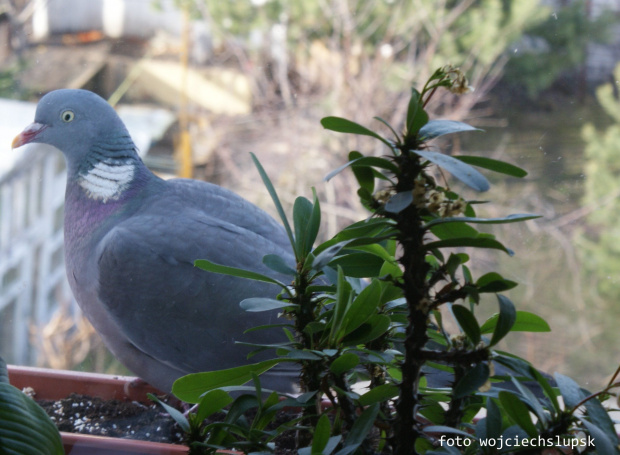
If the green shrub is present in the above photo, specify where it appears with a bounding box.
[167,67,620,455]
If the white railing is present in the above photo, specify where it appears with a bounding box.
[0,148,73,366]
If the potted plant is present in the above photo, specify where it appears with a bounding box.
[6,362,189,454]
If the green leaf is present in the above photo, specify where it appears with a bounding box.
[324,155,399,182]
[554,373,584,409]
[327,218,395,244]
[341,314,391,345]
[149,393,190,432]
[378,280,403,305]
[306,189,322,255]
[330,267,353,342]
[340,280,382,336]
[225,394,260,424]
[498,391,538,437]
[413,150,490,192]
[286,349,324,360]
[480,311,550,334]
[312,241,350,270]
[301,435,342,455]
[293,193,321,258]
[476,272,518,293]
[384,192,413,213]
[424,213,541,229]
[263,254,297,276]
[335,403,380,455]
[349,151,375,194]
[508,376,549,425]
[426,237,513,255]
[313,236,390,273]
[418,401,446,425]
[194,259,287,288]
[451,304,481,345]
[476,271,510,287]
[490,295,517,346]
[196,389,234,423]
[373,116,400,141]
[357,187,374,206]
[295,391,318,404]
[311,414,333,455]
[358,384,399,406]
[583,397,619,446]
[580,419,617,455]
[321,116,393,148]
[419,120,481,141]
[429,222,480,240]
[330,352,360,375]
[406,88,429,137]
[322,436,343,455]
[250,152,295,252]
[172,358,282,403]
[493,353,535,379]
[485,397,502,439]
[0,382,64,455]
[455,155,527,178]
[528,366,560,412]
[329,252,385,277]
[304,321,327,336]
[0,357,7,384]
[240,297,298,312]
[453,363,490,399]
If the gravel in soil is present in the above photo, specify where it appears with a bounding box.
[37,393,185,444]
[37,393,300,453]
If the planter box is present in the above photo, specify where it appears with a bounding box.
[8,364,189,454]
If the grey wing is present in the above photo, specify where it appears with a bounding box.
[95,209,294,376]
[168,178,291,253]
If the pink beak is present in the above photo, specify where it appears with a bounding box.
[12,122,48,149]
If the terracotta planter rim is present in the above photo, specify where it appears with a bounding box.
[8,364,189,454]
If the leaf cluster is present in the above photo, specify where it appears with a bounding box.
[0,357,64,455]
[152,375,305,455]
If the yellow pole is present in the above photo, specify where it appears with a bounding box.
[177,4,192,179]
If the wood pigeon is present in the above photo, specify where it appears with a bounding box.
[12,89,298,393]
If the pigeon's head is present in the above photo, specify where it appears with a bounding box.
[12,89,131,162]
[14,89,143,202]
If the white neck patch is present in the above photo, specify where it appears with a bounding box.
[78,162,135,202]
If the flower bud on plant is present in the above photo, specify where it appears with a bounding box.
[442,65,475,95]
[478,378,492,393]
[418,297,433,313]
[427,190,445,213]
[412,179,427,207]
[374,188,396,205]
[446,198,467,216]
[449,334,467,350]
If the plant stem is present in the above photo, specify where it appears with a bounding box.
[391,151,431,455]
[332,373,376,454]
[295,271,322,447]
[444,366,465,427]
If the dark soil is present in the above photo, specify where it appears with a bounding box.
[37,393,299,453]
[37,393,185,444]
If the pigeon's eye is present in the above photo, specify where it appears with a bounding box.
[61,110,75,123]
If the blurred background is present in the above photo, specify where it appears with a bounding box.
[1,0,620,389]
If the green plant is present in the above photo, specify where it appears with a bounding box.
[0,357,64,455]
[172,67,620,455]
[152,375,305,454]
